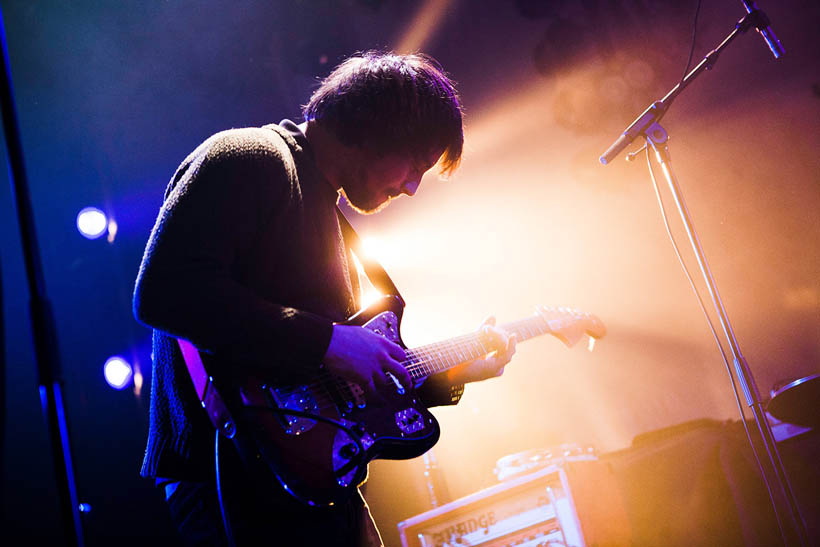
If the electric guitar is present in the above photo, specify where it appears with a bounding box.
[179,296,606,506]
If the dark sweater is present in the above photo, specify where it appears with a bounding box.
[134,121,461,481]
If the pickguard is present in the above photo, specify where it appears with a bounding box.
[362,311,401,342]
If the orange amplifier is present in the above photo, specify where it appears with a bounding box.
[397,462,630,547]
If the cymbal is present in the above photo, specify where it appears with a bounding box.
[767,374,820,428]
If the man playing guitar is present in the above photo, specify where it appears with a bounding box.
[134,51,516,546]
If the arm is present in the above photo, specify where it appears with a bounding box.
[133,130,332,381]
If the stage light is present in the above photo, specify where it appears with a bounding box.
[133,366,144,396]
[104,356,133,390]
[106,218,118,243]
[76,207,108,239]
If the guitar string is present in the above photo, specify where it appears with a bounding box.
[403,316,549,376]
[296,321,524,409]
[281,337,491,411]
[406,327,521,377]
[271,314,564,414]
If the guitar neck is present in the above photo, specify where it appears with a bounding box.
[404,315,548,381]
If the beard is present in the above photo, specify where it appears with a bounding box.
[339,186,393,215]
[338,163,394,215]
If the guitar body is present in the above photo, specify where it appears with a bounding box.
[235,295,440,507]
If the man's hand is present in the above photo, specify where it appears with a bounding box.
[446,316,517,385]
[323,325,412,393]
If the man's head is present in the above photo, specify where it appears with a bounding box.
[303,51,464,181]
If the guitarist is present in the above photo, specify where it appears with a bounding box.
[133,51,516,546]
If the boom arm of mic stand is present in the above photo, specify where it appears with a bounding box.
[599,7,765,165]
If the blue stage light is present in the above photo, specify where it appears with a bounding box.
[104,356,133,390]
[76,207,108,239]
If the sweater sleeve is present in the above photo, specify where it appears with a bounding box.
[133,129,333,381]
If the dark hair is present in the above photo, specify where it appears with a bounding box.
[303,51,464,176]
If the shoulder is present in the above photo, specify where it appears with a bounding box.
[163,126,302,207]
[170,127,301,197]
[195,127,297,176]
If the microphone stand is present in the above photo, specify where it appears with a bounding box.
[600,7,808,547]
[0,7,84,547]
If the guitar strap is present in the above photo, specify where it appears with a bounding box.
[336,207,405,308]
[177,338,236,439]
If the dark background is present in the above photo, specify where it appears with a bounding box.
[0,1,817,545]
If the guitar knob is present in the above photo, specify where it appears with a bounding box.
[340,443,359,460]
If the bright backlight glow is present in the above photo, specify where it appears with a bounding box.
[361,236,387,261]
[361,287,383,310]
[77,207,108,239]
[104,356,133,390]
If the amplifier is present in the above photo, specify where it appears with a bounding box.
[397,465,585,547]
[397,458,631,547]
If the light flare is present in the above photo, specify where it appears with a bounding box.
[76,207,108,240]
[394,0,453,54]
[104,356,133,390]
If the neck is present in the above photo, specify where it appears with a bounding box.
[303,120,355,195]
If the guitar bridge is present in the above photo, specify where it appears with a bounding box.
[395,408,425,435]
[267,385,319,435]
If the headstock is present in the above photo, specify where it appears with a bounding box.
[536,306,607,348]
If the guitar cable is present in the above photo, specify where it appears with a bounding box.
[213,407,372,544]
[242,405,368,477]
[215,403,369,510]
[256,385,369,467]
[215,430,238,547]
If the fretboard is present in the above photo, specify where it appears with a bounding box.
[403,315,551,380]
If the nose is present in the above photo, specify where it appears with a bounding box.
[401,179,421,197]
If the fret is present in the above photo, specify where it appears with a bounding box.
[403,310,606,386]
[405,328,505,379]
[409,326,517,379]
[505,316,547,342]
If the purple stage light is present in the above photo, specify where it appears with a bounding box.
[103,356,133,390]
[76,207,108,239]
